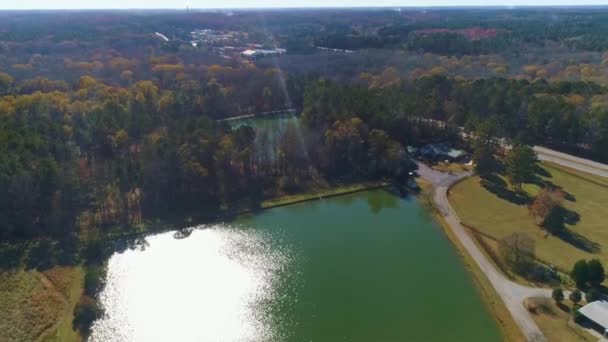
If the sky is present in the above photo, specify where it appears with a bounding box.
[2,0,608,9]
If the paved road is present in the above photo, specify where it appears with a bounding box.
[534,146,608,178]
[416,146,608,342]
[417,163,550,342]
[460,126,608,178]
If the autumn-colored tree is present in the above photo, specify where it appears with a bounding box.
[120,70,134,85]
[498,232,535,275]
[530,187,565,232]
[0,71,14,95]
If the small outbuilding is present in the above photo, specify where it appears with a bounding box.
[420,143,468,162]
[578,300,608,336]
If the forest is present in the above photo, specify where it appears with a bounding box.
[1,8,608,249]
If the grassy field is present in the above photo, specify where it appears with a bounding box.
[526,297,596,342]
[449,161,608,273]
[0,266,84,342]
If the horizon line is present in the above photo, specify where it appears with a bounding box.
[3,4,608,11]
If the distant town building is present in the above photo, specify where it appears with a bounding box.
[190,29,246,46]
[241,48,287,59]
[189,28,285,62]
[316,46,355,53]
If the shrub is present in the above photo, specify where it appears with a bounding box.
[498,232,535,275]
[552,288,564,303]
[84,265,106,296]
[569,289,582,305]
[530,187,565,233]
[571,259,589,289]
[72,296,101,337]
[587,259,605,287]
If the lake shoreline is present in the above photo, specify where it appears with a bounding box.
[416,177,525,342]
[109,178,519,341]
[89,185,503,341]
[2,179,512,341]
[92,180,392,245]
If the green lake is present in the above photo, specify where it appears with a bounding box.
[89,189,502,341]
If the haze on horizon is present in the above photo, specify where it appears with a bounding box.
[3,0,608,10]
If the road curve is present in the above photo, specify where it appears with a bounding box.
[417,163,550,342]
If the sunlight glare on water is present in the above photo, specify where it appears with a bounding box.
[89,225,291,342]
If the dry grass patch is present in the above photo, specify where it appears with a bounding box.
[526,297,595,341]
[431,161,473,173]
[0,266,84,342]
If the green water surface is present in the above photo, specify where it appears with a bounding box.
[91,189,502,341]
[235,189,502,341]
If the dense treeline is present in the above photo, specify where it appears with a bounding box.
[3,9,608,63]
[1,9,608,245]
[0,69,438,242]
[2,10,608,92]
[3,60,608,243]
[443,77,608,156]
[311,75,608,162]
[292,9,608,54]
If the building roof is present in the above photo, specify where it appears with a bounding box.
[579,301,608,330]
[447,149,467,159]
[420,144,467,159]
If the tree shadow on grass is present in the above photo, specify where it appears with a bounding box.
[541,179,577,202]
[543,207,598,252]
[556,302,571,314]
[534,164,552,178]
[534,165,578,202]
[544,206,581,227]
[480,173,531,205]
[527,165,552,188]
[555,229,601,253]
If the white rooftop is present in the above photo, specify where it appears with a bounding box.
[579,301,608,330]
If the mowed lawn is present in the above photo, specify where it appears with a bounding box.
[0,266,84,342]
[449,162,608,272]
